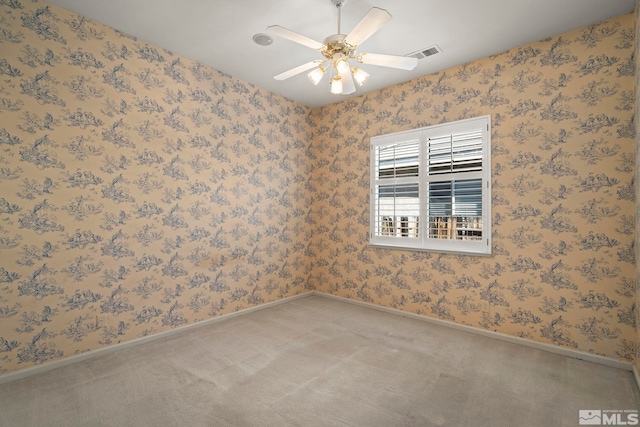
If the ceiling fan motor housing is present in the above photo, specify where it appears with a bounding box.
[321,34,355,60]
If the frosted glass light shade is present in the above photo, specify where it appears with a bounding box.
[352,67,369,86]
[330,75,343,94]
[308,67,325,85]
[335,58,350,74]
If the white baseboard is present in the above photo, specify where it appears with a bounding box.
[1,290,636,389]
[0,292,313,386]
[312,291,636,373]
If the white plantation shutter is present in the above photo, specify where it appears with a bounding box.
[370,116,491,255]
[376,138,420,178]
[373,133,421,239]
[427,130,483,175]
[426,127,484,242]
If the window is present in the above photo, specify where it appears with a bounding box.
[370,115,491,255]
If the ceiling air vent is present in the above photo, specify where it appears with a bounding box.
[407,45,442,60]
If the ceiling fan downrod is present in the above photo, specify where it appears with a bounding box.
[322,0,353,61]
[331,0,347,34]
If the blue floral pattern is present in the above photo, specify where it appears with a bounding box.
[311,14,636,363]
[0,0,312,373]
[0,1,636,377]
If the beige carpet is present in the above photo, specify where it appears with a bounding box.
[0,295,638,426]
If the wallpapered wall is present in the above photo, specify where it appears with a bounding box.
[0,0,314,375]
[310,13,637,362]
[635,0,640,374]
[0,1,636,376]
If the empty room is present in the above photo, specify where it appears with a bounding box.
[0,0,639,425]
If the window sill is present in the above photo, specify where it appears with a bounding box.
[367,243,492,257]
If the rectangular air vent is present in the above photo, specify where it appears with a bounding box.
[407,45,442,60]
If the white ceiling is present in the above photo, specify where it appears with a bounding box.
[47,0,636,109]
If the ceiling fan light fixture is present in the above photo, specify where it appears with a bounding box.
[352,66,369,86]
[335,57,350,74]
[267,1,412,96]
[330,75,343,94]
[308,66,325,85]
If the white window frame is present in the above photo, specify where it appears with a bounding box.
[369,115,491,255]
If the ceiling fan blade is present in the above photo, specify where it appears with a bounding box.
[345,7,391,47]
[266,25,324,50]
[357,52,418,70]
[274,60,323,81]
[339,67,356,95]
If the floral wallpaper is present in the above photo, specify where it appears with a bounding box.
[635,0,640,374]
[309,13,637,362]
[0,0,313,375]
[0,0,636,377]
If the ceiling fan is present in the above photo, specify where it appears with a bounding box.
[265,0,418,95]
